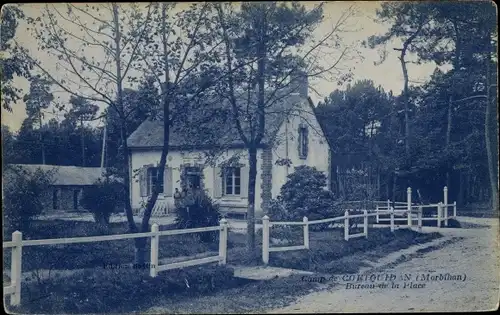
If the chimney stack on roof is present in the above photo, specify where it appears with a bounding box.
[290,71,308,98]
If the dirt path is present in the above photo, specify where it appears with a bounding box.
[267,217,499,313]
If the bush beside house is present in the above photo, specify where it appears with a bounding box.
[268,166,342,230]
[174,189,222,243]
[80,175,124,229]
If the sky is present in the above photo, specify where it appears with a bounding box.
[1,2,446,133]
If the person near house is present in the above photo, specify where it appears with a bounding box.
[181,186,188,198]
[174,188,182,208]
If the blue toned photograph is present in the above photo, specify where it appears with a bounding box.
[1,1,498,313]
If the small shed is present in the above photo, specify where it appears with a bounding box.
[6,164,106,212]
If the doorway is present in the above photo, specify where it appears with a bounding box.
[183,166,202,189]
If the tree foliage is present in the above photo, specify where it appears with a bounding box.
[214,1,357,251]
[80,176,122,230]
[3,165,55,234]
[174,189,222,243]
[1,4,33,111]
[269,166,341,231]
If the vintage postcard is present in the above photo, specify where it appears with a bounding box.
[2,1,499,313]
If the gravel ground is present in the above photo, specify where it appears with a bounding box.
[267,217,500,313]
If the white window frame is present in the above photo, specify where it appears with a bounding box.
[224,167,241,196]
[147,167,164,196]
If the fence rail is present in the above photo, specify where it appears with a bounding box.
[261,208,410,265]
[3,219,229,307]
[261,186,458,265]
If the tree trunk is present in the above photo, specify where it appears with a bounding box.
[399,52,410,166]
[81,119,86,167]
[485,39,498,213]
[458,170,464,207]
[39,114,45,165]
[136,5,172,264]
[445,95,452,189]
[110,4,143,262]
[392,171,397,205]
[246,145,258,257]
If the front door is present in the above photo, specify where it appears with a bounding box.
[183,166,202,189]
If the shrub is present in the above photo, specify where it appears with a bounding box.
[175,189,221,243]
[268,166,343,231]
[3,165,54,235]
[80,175,122,229]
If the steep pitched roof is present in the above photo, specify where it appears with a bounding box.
[7,164,105,186]
[127,91,306,150]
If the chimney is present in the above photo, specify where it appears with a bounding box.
[290,71,308,98]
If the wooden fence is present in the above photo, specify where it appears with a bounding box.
[375,186,457,227]
[262,208,403,265]
[261,186,458,265]
[3,219,228,306]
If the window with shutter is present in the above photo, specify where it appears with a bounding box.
[147,167,164,195]
[223,167,241,196]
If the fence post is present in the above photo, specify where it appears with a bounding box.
[262,215,270,265]
[303,217,309,249]
[376,205,379,224]
[407,187,412,227]
[150,223,159,278]
[387,199,390,212]
[437,203,442,228]
[219,218,228,265]
[344,210,349,241]
[444,203,449,227]
[443,186,448,208]
[453,201,457,218]
[390,207,395,232]
[363,210,368,238]
[418,206,423,232]
[10,231,23,306]
[444,186,448,226]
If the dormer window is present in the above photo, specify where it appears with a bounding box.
[298,124,308,159]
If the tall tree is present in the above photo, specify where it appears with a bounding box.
[215,2,357,253]
[65,96,99,166]
[365,3,435,184]
[131,2,246,262]
[1,4,32,111]
[365,1,497,208]
[316,80,395,200]
[22,75,54,164]
[20,4,154,257]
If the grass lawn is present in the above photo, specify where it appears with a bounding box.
[3,219,249,273]
[259,225,442,273]
[143,228,444,314]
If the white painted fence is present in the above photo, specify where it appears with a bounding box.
[261,208,405,265]
[3,219,228,306]
[375,186,457,227]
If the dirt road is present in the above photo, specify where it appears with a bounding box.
[268,217,499,313]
